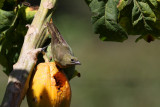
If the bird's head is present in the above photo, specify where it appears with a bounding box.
[61,54,81,67]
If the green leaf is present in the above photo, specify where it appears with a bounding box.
[0,6,36,75]
[132,0,156,31]
[0,9,16,33]
[117,0,132,11]
[63,66,79,80]
[131,0,160,42]
[135,34,156,42]
[149,0,158,7]
[103,0,128,42]
[86,0,128,42]
[86,0,160,42]
[0,25,23,75]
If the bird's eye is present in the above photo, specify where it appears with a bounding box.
[71,59,74,62]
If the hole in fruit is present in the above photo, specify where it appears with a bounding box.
[53,72,66,90]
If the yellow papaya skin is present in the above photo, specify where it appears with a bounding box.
[27,62,71,107]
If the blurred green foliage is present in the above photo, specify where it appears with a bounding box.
[1,0,160,107]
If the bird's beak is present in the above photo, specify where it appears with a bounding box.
[74,61,81,65]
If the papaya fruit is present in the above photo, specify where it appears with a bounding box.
[27,62,71,107]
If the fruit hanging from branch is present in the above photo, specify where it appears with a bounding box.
[27,62,71,107]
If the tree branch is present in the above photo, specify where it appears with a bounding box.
[1,0,57,107]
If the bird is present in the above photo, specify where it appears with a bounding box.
[46,22,81,80]
[46,22,81,68]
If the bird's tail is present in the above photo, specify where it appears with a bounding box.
[46,22,68,45]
